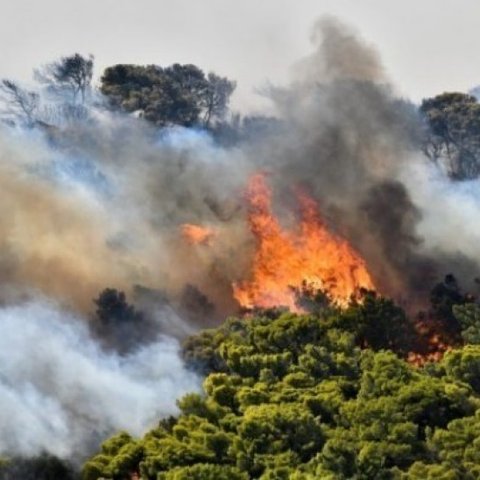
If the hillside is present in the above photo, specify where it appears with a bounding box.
[82,293,480,479]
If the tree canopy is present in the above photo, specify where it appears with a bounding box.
[82,294,480,479]
[420,92,480,180]
[100,63,236,128]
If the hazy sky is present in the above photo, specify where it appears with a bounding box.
[2,0,480,111]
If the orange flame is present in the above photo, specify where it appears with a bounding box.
[233,173,376,310]
[407,316,456,366]
[181,224,215,245]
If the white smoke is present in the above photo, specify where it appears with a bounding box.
[0,299,199,459]
[401,159,480,261]
[2,15,480,464]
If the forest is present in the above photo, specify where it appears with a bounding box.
[83,291,480,480]
[2,17,480,480]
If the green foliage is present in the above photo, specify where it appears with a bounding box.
[341,292,418,356]
[420,92,480,179]
[442,345,480,394]
[83,432,142,480]
[157,464,248,480]
[454,303,480,344]
[83,295,480,479]
[100,63,235,128]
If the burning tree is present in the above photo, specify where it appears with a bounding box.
[233,173,376,311]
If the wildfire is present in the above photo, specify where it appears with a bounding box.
[233,173,376,310]
[181,224,215,245]
[408,314,457,366]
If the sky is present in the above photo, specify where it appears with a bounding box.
[1,0,480,112]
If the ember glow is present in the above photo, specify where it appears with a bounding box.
[181,224,215,245]
[408,318,456,366]
[233,173,376,310]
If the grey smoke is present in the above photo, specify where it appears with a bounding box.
[0,18,425,315]
[253,17,480,302]
[1,13,480,461]
[0,15,478,310]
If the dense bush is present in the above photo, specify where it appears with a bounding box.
[83,298,480,479]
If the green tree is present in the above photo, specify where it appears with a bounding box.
[100,63,235,128]
[83,300,480,480]
[201,72,236,127]
[442,345,480,394]
[454,303,480,344]
[158,464,248,480]
[420,92,480,179]
[340,292,417,357]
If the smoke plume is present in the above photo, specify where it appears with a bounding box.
[1,14,480,461]
[0,299,198,459]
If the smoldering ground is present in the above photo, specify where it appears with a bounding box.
[1,15,480,461]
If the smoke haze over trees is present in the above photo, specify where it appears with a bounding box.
[420,92,480,180]
[1,13,480,479]
[34,53,94,105]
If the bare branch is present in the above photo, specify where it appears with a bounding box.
[0,79,39,126]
